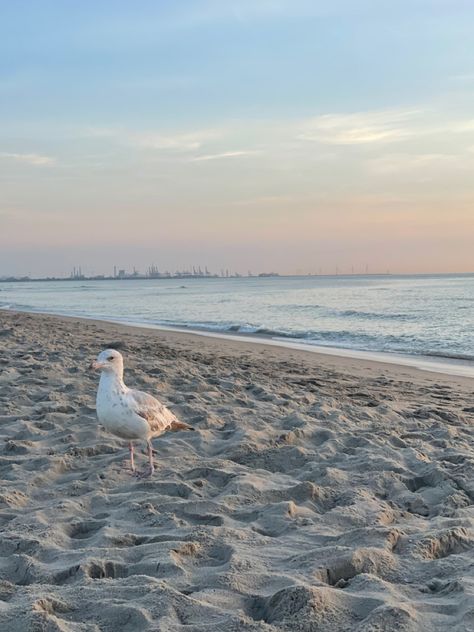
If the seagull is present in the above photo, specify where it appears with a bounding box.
[91,348,192,476]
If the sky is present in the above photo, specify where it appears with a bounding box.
[1,0,474,276]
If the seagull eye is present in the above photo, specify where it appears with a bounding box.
[107,356,115,361]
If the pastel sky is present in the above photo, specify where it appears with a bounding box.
[1,0,474,276]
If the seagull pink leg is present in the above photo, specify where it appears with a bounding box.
[147,440,155,476]
[129,442,135,473]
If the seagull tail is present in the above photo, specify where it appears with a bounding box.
[169,419,194,432]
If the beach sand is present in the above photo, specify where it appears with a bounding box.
[0,310,473,631]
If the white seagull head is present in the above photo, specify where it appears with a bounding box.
[91,348,124,375]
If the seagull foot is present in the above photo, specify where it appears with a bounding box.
[134,468,155,478]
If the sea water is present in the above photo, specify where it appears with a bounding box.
[1,274,473,370]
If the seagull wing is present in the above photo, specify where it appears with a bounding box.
[126,388,178,435]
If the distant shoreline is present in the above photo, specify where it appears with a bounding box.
[3,307,474,379]
[1,272,473,283]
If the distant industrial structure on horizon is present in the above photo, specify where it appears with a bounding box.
[0,262,412,283]
[0,264,282,283]
[67,263,248,281]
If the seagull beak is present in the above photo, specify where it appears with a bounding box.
[90,360,102,370]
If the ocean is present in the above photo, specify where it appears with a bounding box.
[1,274,473,373]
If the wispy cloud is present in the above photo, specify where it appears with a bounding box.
[134,130,220,152]
[81,108,474,170]
[449,119,474,133]
[86,127,221,152]
[190,150,262,162]
[450,72,474,84]
[0,152,55,166]
[230,193,312,207]
[98,1,326,35]
[369,153,462,175]
[298,109,423,145]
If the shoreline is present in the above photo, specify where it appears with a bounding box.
[3,307,474,382]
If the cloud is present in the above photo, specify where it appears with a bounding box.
[298,109,423,145]
[450,72,474,84]
[81,107,474,173]
[449,119,474,133]
[369,153,462,175]
[0,152,55,166]
[134,131,218,152]
[190,150,262,162]
[85,126,222,152]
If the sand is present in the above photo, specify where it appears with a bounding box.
[0,310,473,632]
